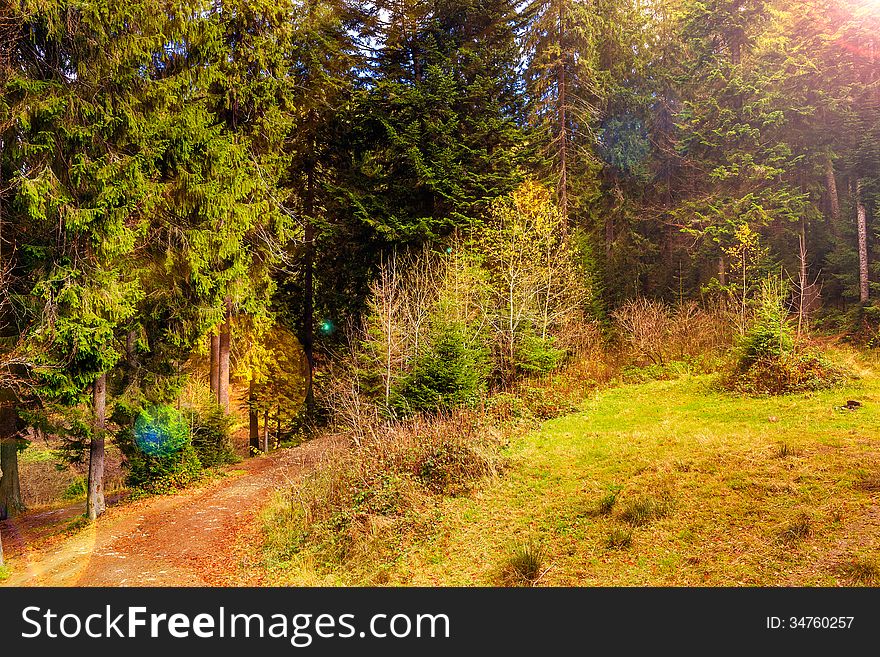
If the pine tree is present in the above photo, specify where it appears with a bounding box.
[523,0,602,225]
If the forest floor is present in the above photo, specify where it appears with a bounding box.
[0,434,344,586]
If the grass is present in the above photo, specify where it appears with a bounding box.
[262,347,880,586]
[837,557,879,585]
[499,538,546,586]
[619,494,674,527]
[0,564,9,581]
[605,528,633,550]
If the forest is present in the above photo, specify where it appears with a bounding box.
[0,0,879,587]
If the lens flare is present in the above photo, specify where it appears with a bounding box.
[134,405,189,457]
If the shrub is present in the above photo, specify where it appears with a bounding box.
[62,476,87,500]
[117,404,202,494]
[393,321,489,416]
[736,277,794,368]
[725,350,846,395]
[519,386,578,420]
[612,298,672,365]
[516,332,567,376]
[725,277,847,395]
[613,299,732,366]
[263,410,502,574]
[190,404,236,468]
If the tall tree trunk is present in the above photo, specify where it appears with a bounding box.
[857,180,869,304]
[825,154,840,224]
[556,0,568,225]
[798,221,808,339]
[718,254,728,287]
[262,408,269,454]
[209,333,220,397]
[248,380,259,456]
[87,373,106,520]
[303,163,316,421]
[218,298,232,412]
[0,138,21,524]
[0,404,22,521]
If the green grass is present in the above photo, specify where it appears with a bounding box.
[0,564,9,581]
[263,349,880,586]
[379,361,880,585]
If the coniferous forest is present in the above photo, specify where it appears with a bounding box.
[1,0,880,588]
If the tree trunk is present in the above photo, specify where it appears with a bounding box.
[798,222,808,339]
[248,380,259,456]
[262,408,269,454]
[857,180,869,304]
[0,405,23,521]
[87,373,107,520]
[825,154,840,224]
[718,254,728,287]
[218,298,232,412]
[209,333,220,397]
[303,164,316,421]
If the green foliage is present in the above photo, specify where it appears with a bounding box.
[726,276,847,395]
[737,277,795,368]
[725,351,847,396]
[62,477,88,501]
[393,321,489,416]
[516,333,567,376]
[116,405,202,494]
[190,405,236,469]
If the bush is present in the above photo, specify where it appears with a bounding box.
[262,410,502,574]
[737,277,794,368]
[516,333,567,376]
[726,350,846,395]
[190,404,236,468]
[62,476,87,500]
[393,321,489,416]
[117,404,202,494]
[613,299,732,366]
[725,277,847,395]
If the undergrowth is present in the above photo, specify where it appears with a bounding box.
[262,409,505,582]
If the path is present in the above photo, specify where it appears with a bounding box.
[0,435,344,586]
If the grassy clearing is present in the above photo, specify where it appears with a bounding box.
[263,347,880,586]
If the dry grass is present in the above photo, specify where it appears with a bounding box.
[261,408,504,584]
[19,440,126,508]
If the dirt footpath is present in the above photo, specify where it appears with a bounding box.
[1,435,343,587]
